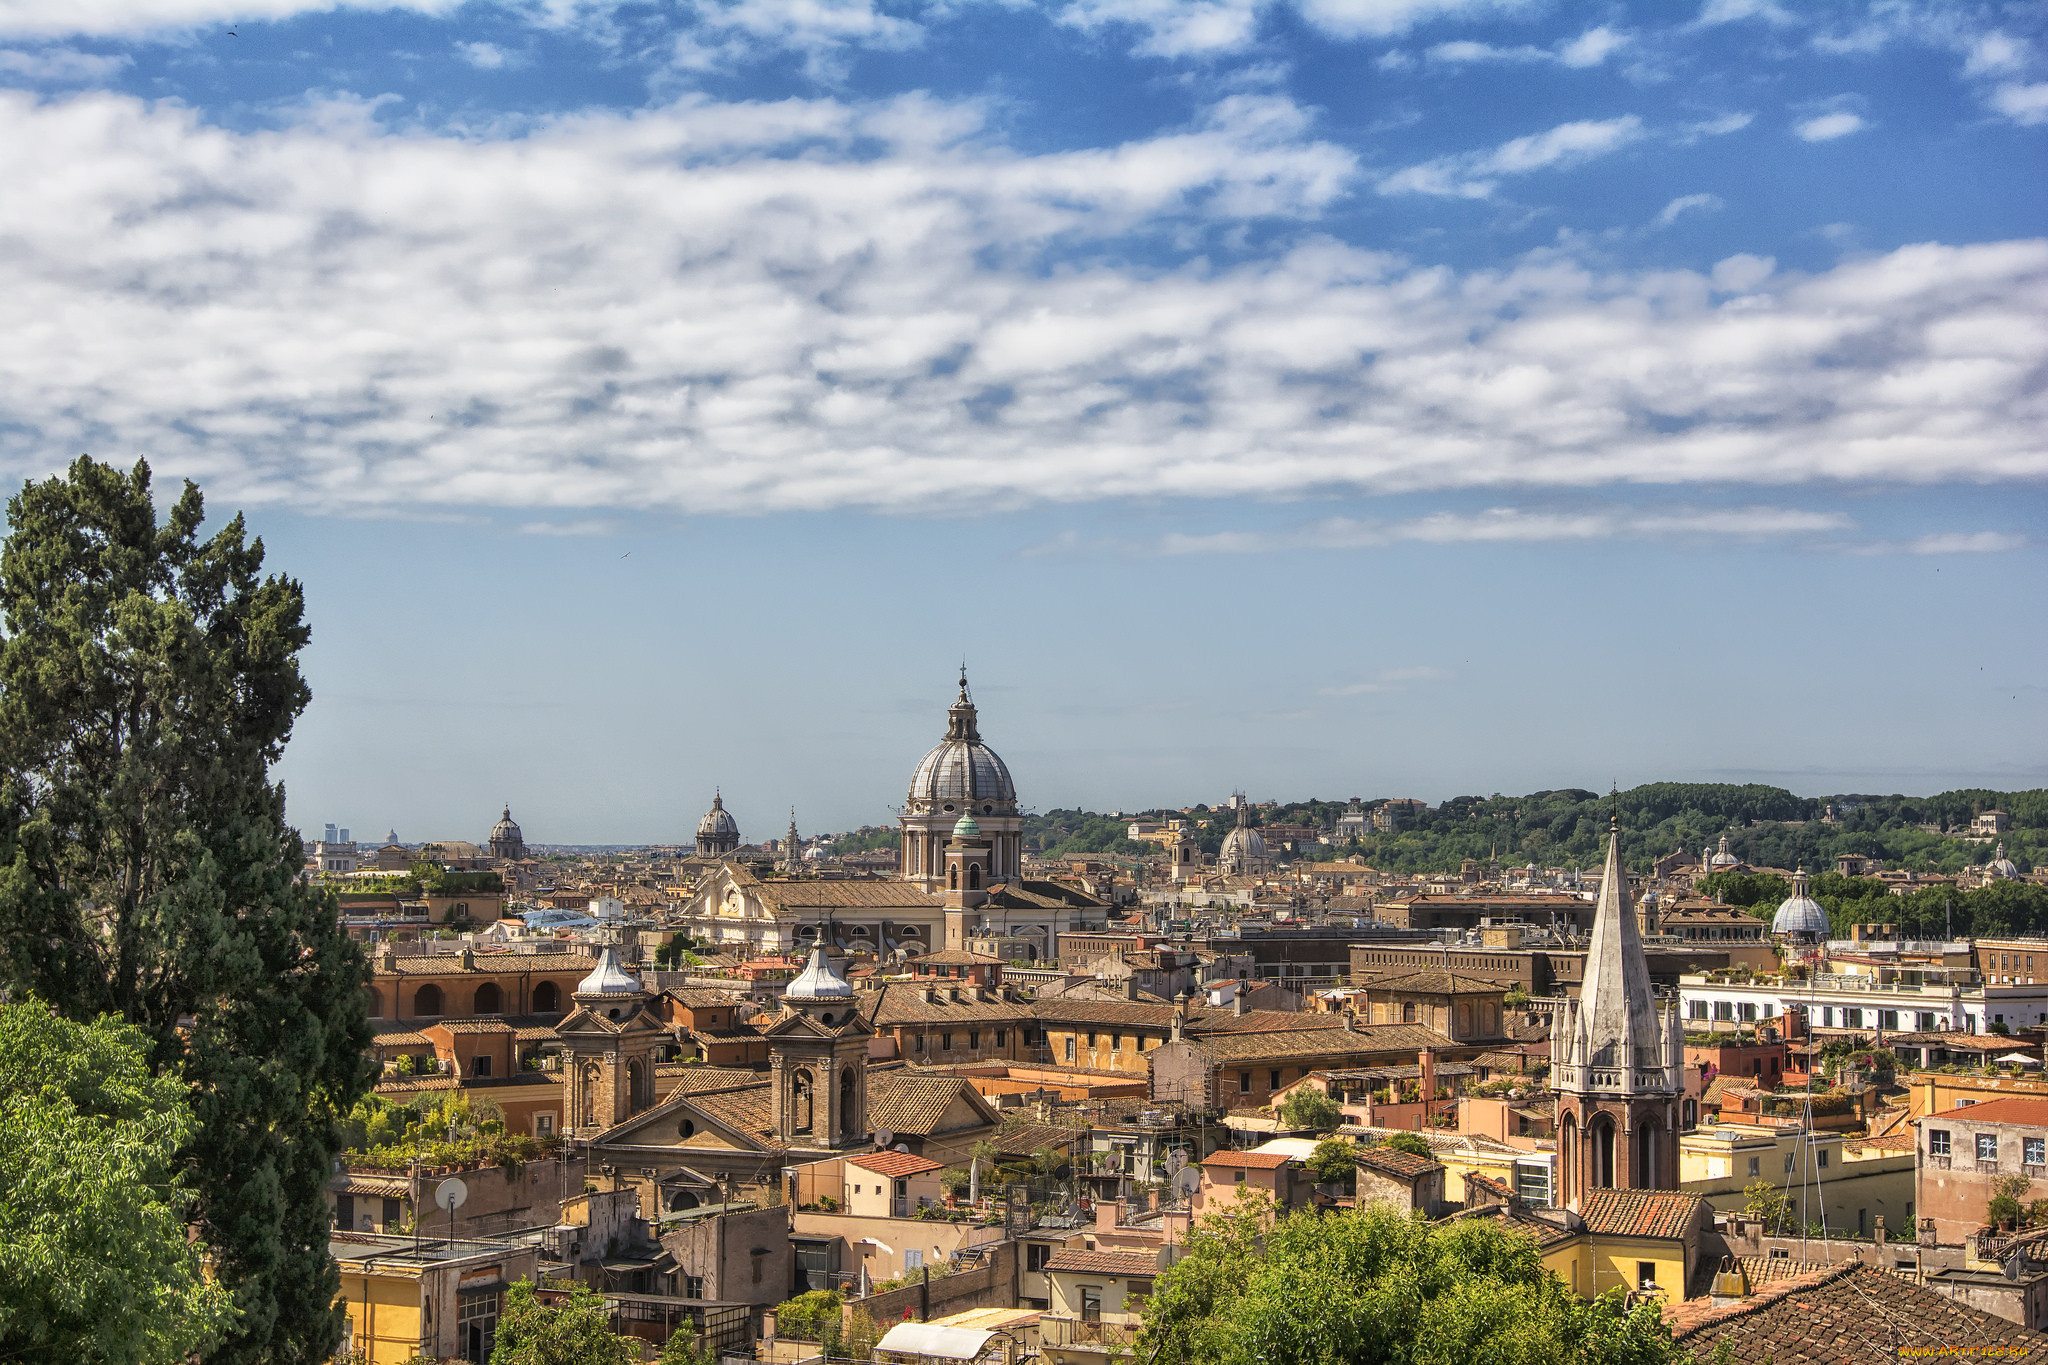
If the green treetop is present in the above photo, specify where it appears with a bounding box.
[0,457,372,1365]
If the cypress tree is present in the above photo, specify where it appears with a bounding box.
[0,456,371,1365]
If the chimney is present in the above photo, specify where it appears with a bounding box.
[457,945,475,971]
[1343,1008,1356,1033]
[1126,978,1140,1002]
[1233,988,1247,1018]
[1422,1048,1437,1107]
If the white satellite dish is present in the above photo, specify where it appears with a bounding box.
[873,1129,895,1148]
[1166,1149,1188,1176]
[895,1143,911,1154]
[434,1177,468,1212]
[1173,1168,1201,1198]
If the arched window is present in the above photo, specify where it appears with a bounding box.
[968,865,981,890]
[1591,1116,1616,1190]
[414,983,443,1016]
[791,1071,815,1134]
[474,982,502,1014]
[533,980,560,1013]
[1402,1002,1416,1023]
[1559,1113,1578,1203]
[628,1059,647,1113]
[949,866,959,889]
[579,1062,599,1125]
[1635,1117,1661,1187]
[840,1067,859,1137]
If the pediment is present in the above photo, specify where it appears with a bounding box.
[558,1003,671,1039]
[595,1089,773,1153]
[762,1009,872,1040]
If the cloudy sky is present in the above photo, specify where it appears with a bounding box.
[1,0,2042,843]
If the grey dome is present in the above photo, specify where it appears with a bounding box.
[576,947,642,997]
[908,677,1016,807]
[1989,843,2021,880]
[491,806,522,842]
[786,938,854,1001]
[1772,869,1830,937]
[1220,825,1267,862]
[1709,836,1739,869]
[697,793,739,841]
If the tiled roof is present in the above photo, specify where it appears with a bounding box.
[990,1122,1088,1158]
[1044,1249,1161,1277]
[1201,1151,1293,1170]
[372,952,599,977]
[1456,1202,1577,1248]
[372,1032,431,1048]
[848,1150,944,1178]
[1355,1146,1441,1179]
[1669,1262,2048,1362]
[428,1018,514,1034]
[657,1066,766,1094]
[1189,1024,1458,1062]
[663,988,745,1009]
[744,877,944,913]
[868,1072,989,1136]
[1030,999,1329,1032]
[684,1085,785,1151]
[915,951,1005,966]
[1919,1096,2048,1128]
[1578,1190,1709,1241]
[1363,970,1507,995]
[861,984,1032,1027]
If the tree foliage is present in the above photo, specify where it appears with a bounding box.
[0,457,371,1364]
[1307,1137,1358,1187]
[1138,1201,1678,1365]
[1383,1132,1433,1158]
[773,1290,844,1342]
[1279,1086,1344,1133]
[0,1000,238,1365]
[488,1282,635,1365]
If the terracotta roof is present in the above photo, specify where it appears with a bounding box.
[1669,1262,2047,1362]
[1031,999,1328,1033]
[990,1122,1087,1158]
[847,1150,945,1178]
[1355,1146,1441,1179]
[1043,1249,1161,1278]
[861,984,1032,1027]
[915,951,1005,966]
[683,1086,785,1151]
[1190,1024,1458,1062]
[372,952,598,977]
[1919,1096,2048,1128]
[428,1018,515,1034]
[1456,1202,1577,1248]
[372,1032,431,1048]
[868,1072,990,1136]
[1578,1190,1709,1241]
[657,1066,766,1094]
[1201,1151,1293,1170]
[1363,970,1507,995]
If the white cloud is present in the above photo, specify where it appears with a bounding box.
[1159,505,1853,555]
[1058,0,1262,58]
[518,518,619,536]
[1292,0,1531,39]
[1426,39,1547,64]
[1318,665,1452,695]
[1794,110,1867,142]
[1963,31,2028,77]
[1710,253,1773,293]
[455,41,518,69]
[1381,114,1643,197]
[1655,192,1722,227]
[1905,531,2026,555]
[0,45,131,80]
[0,0,460,38]
[1694,0,1794,27]
[0,91,2044,518]
[1557,26,1627,68]
[1990,82,2048,126]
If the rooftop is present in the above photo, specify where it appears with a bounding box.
[1668,1261,2046,1362]
[1578,1190,1709,1241]
[847,1150,945,1179]
[1919,1096,2048,1128]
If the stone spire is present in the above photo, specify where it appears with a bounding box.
[783,809,801,872]
[1563,812,1676,1089]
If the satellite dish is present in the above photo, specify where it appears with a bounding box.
[873,1129,895,1148]
[1173,1168,1201,1198]
[434,1178,468,1212]
[1166,1150,1188,1176]
[895,1143,911,1154]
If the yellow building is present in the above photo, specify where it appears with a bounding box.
[1546,1189,1711,1303]
[1678,1121,1913,1238]
[331,1232,539,1365]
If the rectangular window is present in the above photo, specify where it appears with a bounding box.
[471,1054,491,1078]
[1979,1134,2000,1162]
[536,1114,553,1136]
[684,1276,704,1299]
[1234,1170,1245,1185]
[1817,1150,1828,1169]
[1087,1032,1097,1047]
[995,1029,1007,1047]
[1111,1034,1122,1051]
[1065,1037,1075,1062]
[941,1033,953,1050]
[1239,1071,1252,1091]
[336,1194,355,1229]
[1270,1069,1282,1089]
[382,1197,402,1228]
[968,1031,980,1050]
[1080,1288,1101,1323]
[1784,1153,1795,1173]
[1929,1130,1951,1157]
[1747,1156,1760,1177]
[1881,1010,1900,1031]
[1637,1262,1657,1291]
[2026,1138,2044,1166]
[905,1249,923,1270]
[1027,1244,1052,1272]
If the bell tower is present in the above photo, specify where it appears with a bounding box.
[557,945,665,1132]
[1552,810,1684,1210]
[765,921,874,1150]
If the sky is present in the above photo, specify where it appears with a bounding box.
[0,0,2042,844]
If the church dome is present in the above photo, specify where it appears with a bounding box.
[1220,825,1267,864]
[952,813,983,841]
[908,673,1016,810]
[576,946,642,997]
[698,793,739,841]
[1772,868,1830,937]
[1709,836,1739,869]
[1989,843,2021,880]
[489,806,525,859]
[786,937,854,1001]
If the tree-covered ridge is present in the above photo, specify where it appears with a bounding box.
[1012,784,2042,876]
[1699,870,2048,943]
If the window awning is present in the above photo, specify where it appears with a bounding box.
[875,1322,996,1360]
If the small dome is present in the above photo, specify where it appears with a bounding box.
[952,813,983,841]
[1709,836,1739,869]
[1772,869,1830,937]
[1989,843,2021,880]
[785,937,853,1001]
[697,792,740,841]
[576,946,642,996]
[491,806,522,840]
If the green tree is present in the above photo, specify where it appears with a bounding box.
[660,1332,718,1365]
[0,457,372,1365]
[773,1290,844,1341]
[1279,1086,1343,1133]
[1739,1181,1794,1236]
[489,1281,634,1365]
[0,1000,238,1364]
[1307,1137,1358,1188]
[1988,1174,2031,1229]
[1137,1201,1678,1365]
[1383,1132,1433,1158]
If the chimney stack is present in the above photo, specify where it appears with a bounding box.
[1233,988,1247,1018]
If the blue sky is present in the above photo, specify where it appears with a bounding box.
[0,0,2042,843]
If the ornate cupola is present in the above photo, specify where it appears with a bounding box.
[899,669,1022,890]
[558,945,663,1132]
[1552,810,1684,1209]
[943,811,992,908]
[765,920,872,1150]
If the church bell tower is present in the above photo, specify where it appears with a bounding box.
[1552,811,1684,1209]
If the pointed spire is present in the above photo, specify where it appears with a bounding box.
[1569,812,1669,1084]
